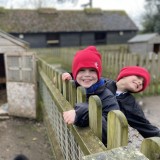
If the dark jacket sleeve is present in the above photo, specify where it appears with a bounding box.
[99,88,119,119]
[117,93,160,138]
[74,87,119,127]
[74,104,109,145]
[74,102,89,127]
[74,88,119,127]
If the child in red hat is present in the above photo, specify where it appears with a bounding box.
[63,65,160,139]
[106,66,160,138]
[63,46,120,146]
[116,66,150,93]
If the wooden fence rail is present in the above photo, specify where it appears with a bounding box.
[37,57,160,160]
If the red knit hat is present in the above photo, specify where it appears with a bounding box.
[117,66,150,92]
[72,46,102,80]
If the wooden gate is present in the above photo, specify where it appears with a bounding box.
[5,52,36,118]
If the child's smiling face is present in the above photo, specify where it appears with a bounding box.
[76,68,98,88]
[121,75,144,92]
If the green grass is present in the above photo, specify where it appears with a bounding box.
[38,53,62,64]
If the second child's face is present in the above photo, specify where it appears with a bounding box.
[122,75,144,92]
[76,68,98,88]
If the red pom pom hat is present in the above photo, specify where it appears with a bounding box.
[72,46,102,80]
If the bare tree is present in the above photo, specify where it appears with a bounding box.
[56,0,77,3]
[6,0,94,9]
[55,0,78,6]
[7,0,53,9]
[81,0,93,8]
[28,0,52,8]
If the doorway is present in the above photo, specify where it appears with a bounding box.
[153,43,160,54]
[0,53,7,106]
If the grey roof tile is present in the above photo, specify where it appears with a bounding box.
[128,33,158,43]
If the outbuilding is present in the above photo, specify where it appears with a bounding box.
[0,30,28,85]
[128,33,160,56]
[0,8,138,48]
[0,30,36,118]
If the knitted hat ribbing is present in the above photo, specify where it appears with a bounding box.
[117,66,150,92]
[72,46,102,80]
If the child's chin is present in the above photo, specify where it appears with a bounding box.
[82,84,92,88]
[129,89,139,93]
[80,82,92,87]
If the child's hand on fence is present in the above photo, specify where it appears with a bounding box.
[62,72,72,81]
[63,110,76,124]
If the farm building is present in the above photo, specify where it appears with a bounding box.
[0,8,138,48]
[128,33,160,56]
[0,30,29,85]
[0,30,36,119]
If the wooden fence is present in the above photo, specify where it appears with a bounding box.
[36,57,160,160]
[34,46,160,96]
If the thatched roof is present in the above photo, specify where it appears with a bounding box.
[0,8,138,33]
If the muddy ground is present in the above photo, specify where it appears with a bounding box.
[0,89,54,160]
[0,118,54,160]
[0,88,160,160]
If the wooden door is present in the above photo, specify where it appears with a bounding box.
[5,52,36,118]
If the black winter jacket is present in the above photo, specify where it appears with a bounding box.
[73,80,120,145]
[105,78,160,138]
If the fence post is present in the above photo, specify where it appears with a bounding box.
[77,86,86,103]
[54,69,59,89]
[89,95,102,141]
[140,137,160,160]
[107,110,128,150]
[53,69,63,94]
[69,80,77,107]
[63,80,69,101]
[58,71,63,94]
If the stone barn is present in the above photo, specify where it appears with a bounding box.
[0,30,36,118]
[128,33,160,56]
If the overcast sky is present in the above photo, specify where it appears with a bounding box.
[0,0,146,28]
[59,0,146,28]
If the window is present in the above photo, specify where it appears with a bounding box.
[46,33,59,47]
[94,32,106,44]
[6,55,34,83]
